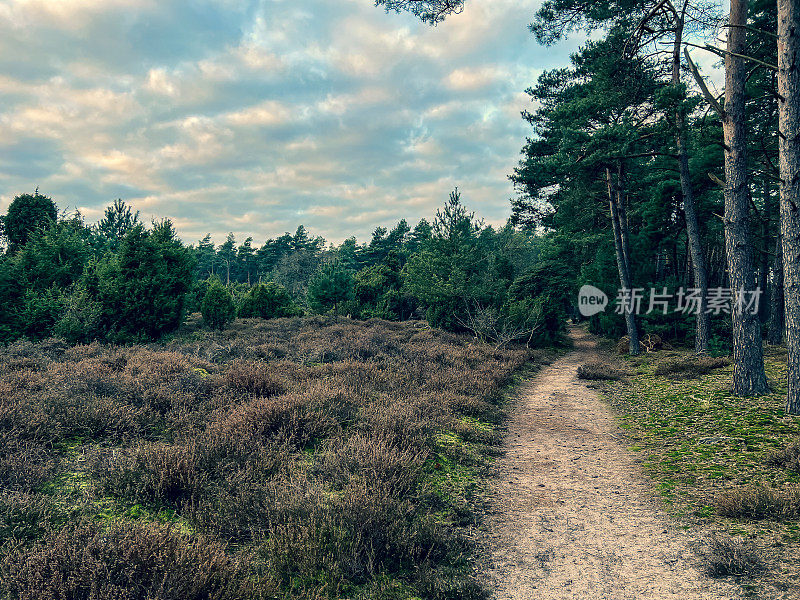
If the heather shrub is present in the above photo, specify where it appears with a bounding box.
[261,477,451,592]
[316,432,428,493]
[0,492,57,546]
[577,361,623,381]
[1,521,263,600]
[91,442,203,507]
[0,318,535,599]
[654,356,730,378]
[0,436,57,492]
[704,534,765,578]
[766,441,800,474]
[222,360,287,396]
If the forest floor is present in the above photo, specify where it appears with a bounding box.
[481,326,743,600]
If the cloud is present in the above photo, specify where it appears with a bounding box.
[446,66,503,91]
[225,101,295,127]
[0,0,583,244]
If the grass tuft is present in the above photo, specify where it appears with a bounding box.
[715,485,800,520]
[766,441,800,474]
[704,533,765,578]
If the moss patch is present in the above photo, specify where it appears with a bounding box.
[605,344,800,597]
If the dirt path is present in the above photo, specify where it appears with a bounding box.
[483,327,741,600]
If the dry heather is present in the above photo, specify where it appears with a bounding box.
[576,361,623,381]
[0,316,541,599]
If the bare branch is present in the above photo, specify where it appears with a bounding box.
[719,23,778,39]
[684,48,725,116]
[683,42,778,71]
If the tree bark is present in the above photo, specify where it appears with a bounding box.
[615,163,634,282]
[607,167,640,355]
[760,179,774,324]
[778,0,800,413]
[768,226,785,344]
[672,4,710,353]
[724,0,770,395]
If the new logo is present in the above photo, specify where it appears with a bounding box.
[578,285,608,317]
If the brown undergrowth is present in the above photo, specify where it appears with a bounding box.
[0,316,547,599]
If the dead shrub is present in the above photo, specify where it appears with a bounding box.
[715,485,800,520]
[766,441,800,474]
[654,356,730,378]
[577,362,623,381]
[616,333,670,354]
[704,534,765,578]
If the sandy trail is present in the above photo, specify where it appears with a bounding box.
[483,326,741,600]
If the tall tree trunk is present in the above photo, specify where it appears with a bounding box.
[768,227,785,344]
[607,167,640,355]
[724,0,770,395]
[760,179,773,324]
[672,3,710,353]
[778,0,800,413]
[615,162,634,281]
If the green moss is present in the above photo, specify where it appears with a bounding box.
[605,345,800,594]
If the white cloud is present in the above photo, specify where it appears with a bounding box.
[144,68,178,96]
[0,0,578,244]
[225,100,295,127]
[0,0,156,32]
[446,66,503,91]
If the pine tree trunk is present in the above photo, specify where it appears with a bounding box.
[761,179,775,321]
[616,163,634,283]
[607,167,640,355]
[672,8,710,353]
[768,228,785,344]
[778,0,800,413]
[724,0,770,395]
[759,180,772,324]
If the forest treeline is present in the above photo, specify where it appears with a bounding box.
[1,0,797,414]
[377,0,800,414]
[0,190,572,349]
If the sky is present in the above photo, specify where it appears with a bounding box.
[0,0,721,246]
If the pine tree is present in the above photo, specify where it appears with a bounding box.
[201,278,236,330]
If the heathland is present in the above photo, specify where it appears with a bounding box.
[0,316,550,599]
